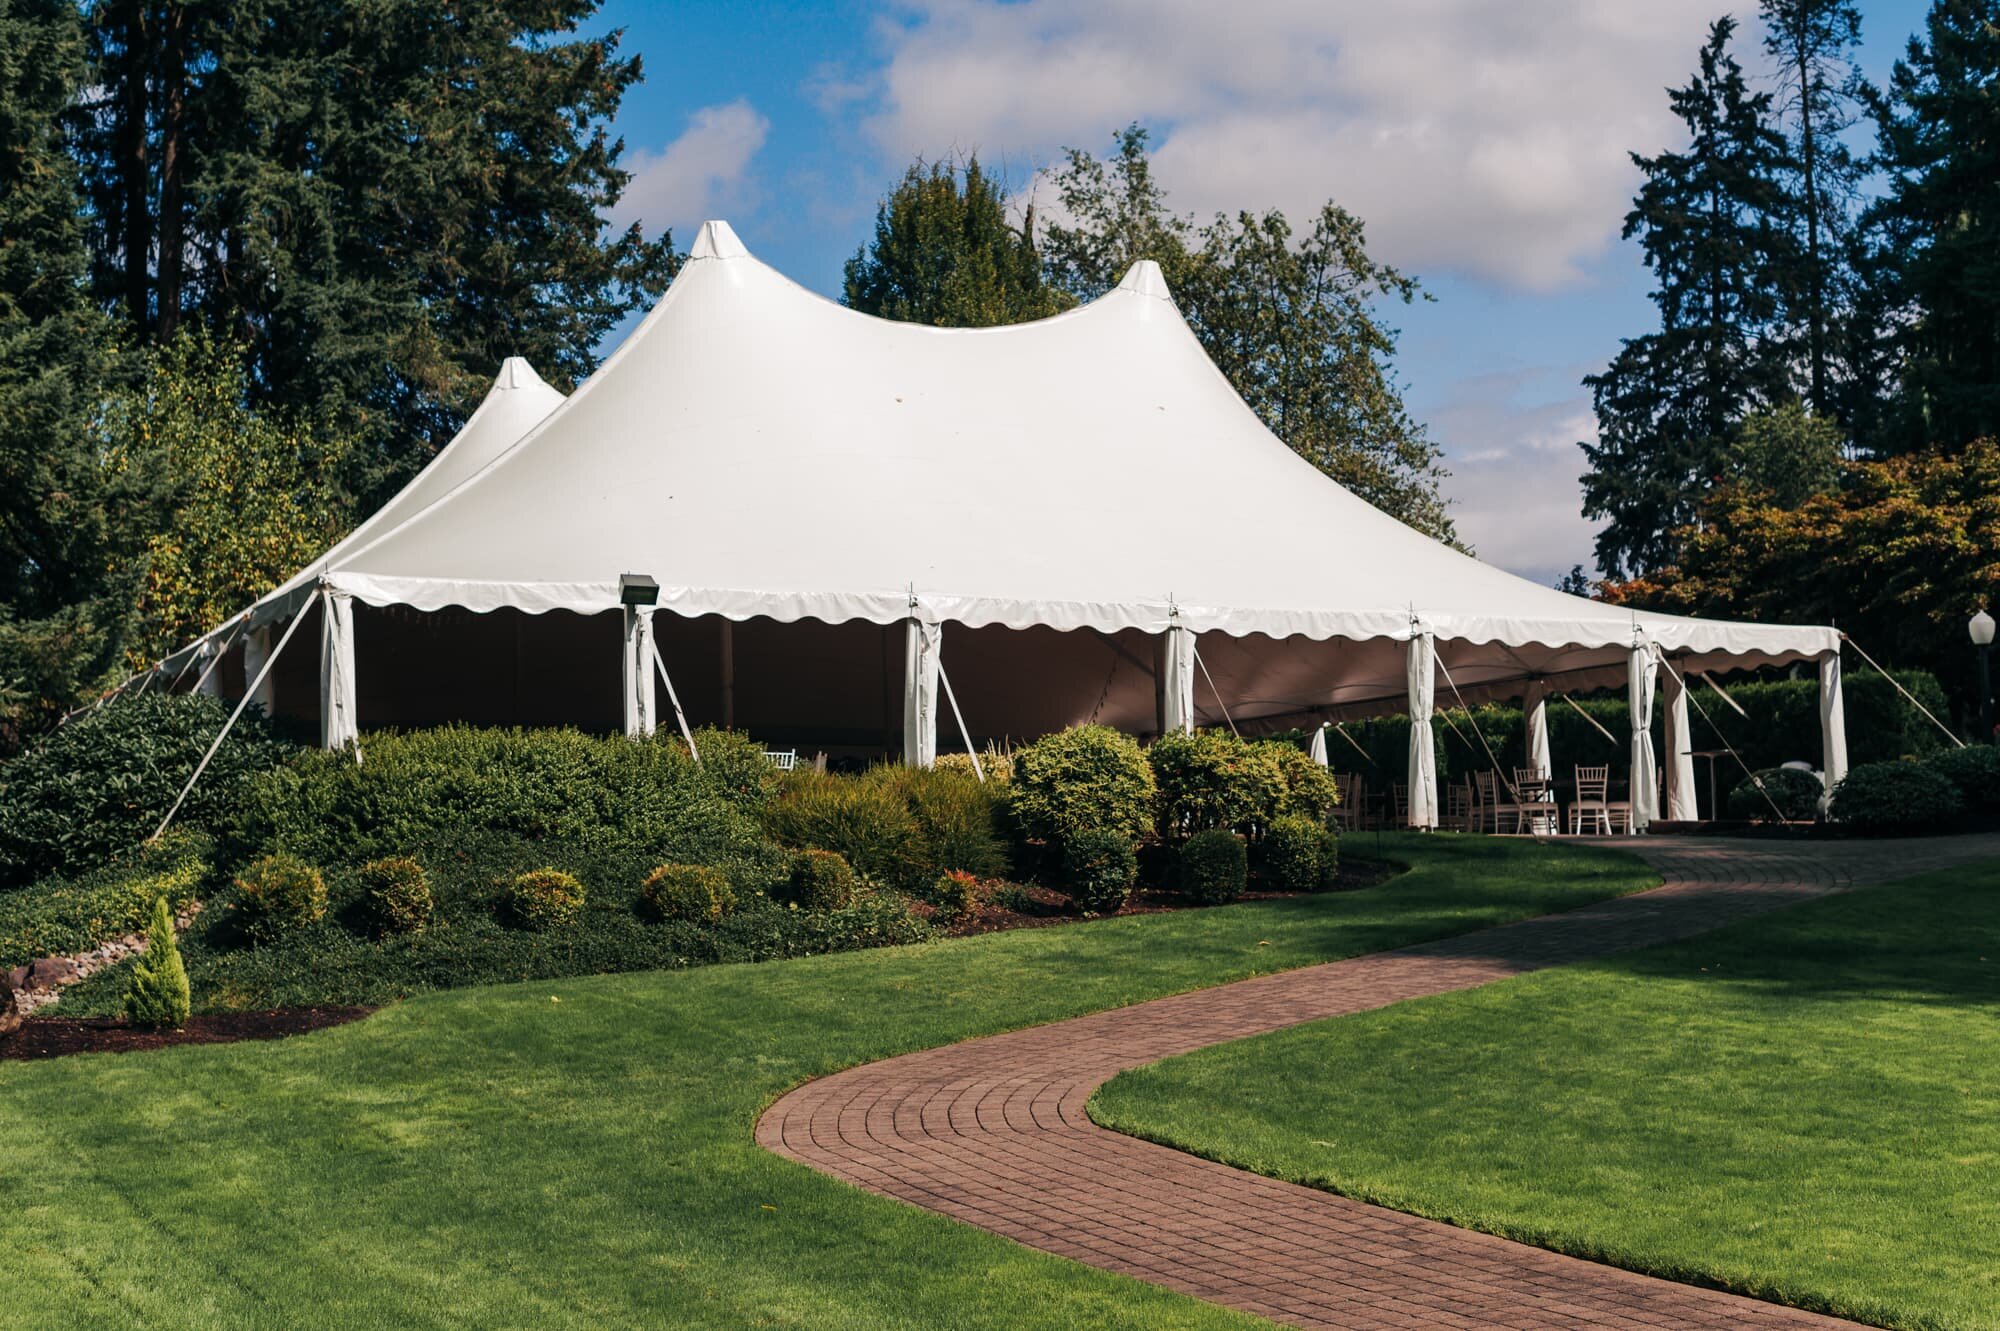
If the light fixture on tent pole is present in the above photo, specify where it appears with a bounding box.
[1970,608,1995,743]
[620,573,660,607]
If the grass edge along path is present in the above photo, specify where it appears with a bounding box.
[1090,858,2000,1331]
[0,836,1652,1331]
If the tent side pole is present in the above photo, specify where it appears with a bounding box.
[320,586,360,754]
[1660,659,1697,820]
[1158,623,1195,735]
[622,606,657,738]
[1405,631,1439,830]
[1819,649,1848,810]
[720,619,735,731]
[1628,642,1660,833]
[902,616,938,768]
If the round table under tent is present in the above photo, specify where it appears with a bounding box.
[145,221,1847,832]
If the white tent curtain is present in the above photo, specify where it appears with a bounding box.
[242,624,275,715]
[319,588,359,752]
[1660,660,1697,820]
[1159,623,1195,734]
[196,639,224,698]
[1521,679,1551,781]
[1628,643,1660,833]
[903,616,939,767]
[1309,724,1329,768]
[1819,649,1848,808]
[1406,632,1438,829]
[622,606,657,738]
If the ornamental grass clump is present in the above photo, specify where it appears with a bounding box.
[505,868,586,931]
[759,770,919,888]
[359,856,433,936]
[1180,830,1247,905]
[1059,829,1137,916]
[233,853,328,943]
[124,896,191,1029]
[779,849,857,911]
[642,863,736,923]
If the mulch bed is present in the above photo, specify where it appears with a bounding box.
[1,1006,371,1062]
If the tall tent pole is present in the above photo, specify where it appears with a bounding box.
[320,584,360,755]
[1404,628,1439,830]
[1819,649,1849,809]
[151,591,319,843]
[902,612,939,768]
[1158,616,1195,735]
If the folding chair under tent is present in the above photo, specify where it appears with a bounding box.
[142,220,1847,834]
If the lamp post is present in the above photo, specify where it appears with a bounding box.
[1970,609,1996,743]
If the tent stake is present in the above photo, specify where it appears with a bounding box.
[936,659,983,782]
[647,635,700,762]
[151,591,319,843]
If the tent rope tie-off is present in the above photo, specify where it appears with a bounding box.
[936,659,985,783]
[1841,634,1965,749]
[1652,649,1789,824]
[647,633,700,762]
[151,590,321,843]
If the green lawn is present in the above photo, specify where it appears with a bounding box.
[1092,860,2000,1331]
[0,836,1651,1331]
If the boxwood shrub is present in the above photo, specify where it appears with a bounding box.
[1927,745,2000,815]
[505,868,586,931]
[1149,731,1286,837]
[1059,829,1137,916]
[1829,761,1963,835]
[358,856,433,937]
[1008,725,1155,846]
[1261,815,1325,893]
[1725,767,1823,823]
[233,852,329,942]
[1181,829,1248,905]
[778,849,858,911]
[642,863,736,923]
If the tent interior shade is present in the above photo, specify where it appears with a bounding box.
[145,219,1849,826]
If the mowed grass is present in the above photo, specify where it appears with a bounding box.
[0,835,1651,1331]
[1092,860,2000,1331]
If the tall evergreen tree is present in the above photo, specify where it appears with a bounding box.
[843,156,1062,327]
[1867,0,2000,450]
[74,0,677,504]
[1760,0,1866,420]
[1041,126,1455,544]
[0,0,140,744]
[1579,19,1793,577]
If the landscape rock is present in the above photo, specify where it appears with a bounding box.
[0,986,19,1040]
[4,965,26,994]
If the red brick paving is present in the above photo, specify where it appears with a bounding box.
[757,835,2000,1329]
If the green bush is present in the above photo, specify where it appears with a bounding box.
[0,829,211,968]
[0,692,294,889]
[123,895,191,1029]
[1261,743,1344,821]
[933,749,1014,782]
[1829,761,1964,835]
[642,863,736,923]
[759,769,920,888]
[358,856,432,936]
[1725,768,1824,823]
[233,853,328,943]
[1927,745,2000,815]
[1262,815,1324,893]
[930,869,981,919]
[1008,725,1155,847]
[1059,829,1136,916]
[505,867,586,931]
[865,764,1010,882]
[681,727,780,809]
[1181,829,1247,905]
[1148,730,1286,837]
[1316,827,1340,891]
[778,849,857,911]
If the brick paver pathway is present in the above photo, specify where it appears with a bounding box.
[758,835,2000,1330]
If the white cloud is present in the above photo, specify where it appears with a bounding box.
[857,0,1721,289]
[613,100,771,237]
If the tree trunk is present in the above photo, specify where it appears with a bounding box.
[117,0,151,337]
[157,2,186,339]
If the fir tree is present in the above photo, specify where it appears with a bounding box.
[843,156,1064,327]
[125,894,191,1029]
[1579,19,1793,577]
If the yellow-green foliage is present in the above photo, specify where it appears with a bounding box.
[358,856,433,936]
[124,895,191,1028]
[1008,725,1155,845]
[506,868,586,931]
[0,831,209,967]
[233,852,328,942]
[641,863,736,923]
[779,850,857,912]
[760,769,920,886]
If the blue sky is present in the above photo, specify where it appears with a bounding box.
[590,0,1932,584]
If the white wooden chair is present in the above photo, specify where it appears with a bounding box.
[763,749,799,771]
[1474,770,1525,834]
[1329,772,1363,831]
[1513,766,1559,835]
[1569,764,1631,834]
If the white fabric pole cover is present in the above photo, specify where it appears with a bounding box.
[1521,679,1552,780]
[1406,633,1439,829]
[242,624,275,715]
[903,617,939,767]
[1159,624,1196,734]
[622,607,656,738]
[1628,643,1659,833]
[319,588,359,752]
[1309,724,1329,767]
[196,640,224,698]
[1660,661,1697,820]
[1819,649,1848,808]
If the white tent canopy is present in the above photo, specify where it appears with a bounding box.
[157,220,1850,830]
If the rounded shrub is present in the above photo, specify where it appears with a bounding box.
[232,852,328,943]
[779,849,858,911]
[1262,815,1324,893]
[1260,743,1344,822]
[1148,730,1287,837]
[1725,768,1823,823]
[505,868,587,931]
[1927,745,2000,816]
[930,868,981,919]
[358,856,433,936]
[1059,829,1137,916]
[1180,829,1247,905]
[1008,725,1156,847]
[1829,761,1963,835]
[1316,827,1341,891]
[642,863,736,923]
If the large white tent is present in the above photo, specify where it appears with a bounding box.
[151,220,1849,829]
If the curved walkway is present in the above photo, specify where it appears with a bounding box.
[758,835,2000,1330]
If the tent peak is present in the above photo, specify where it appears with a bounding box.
[497,356,550,392]
[1115,259,1172,300]
[689,219,749,261]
